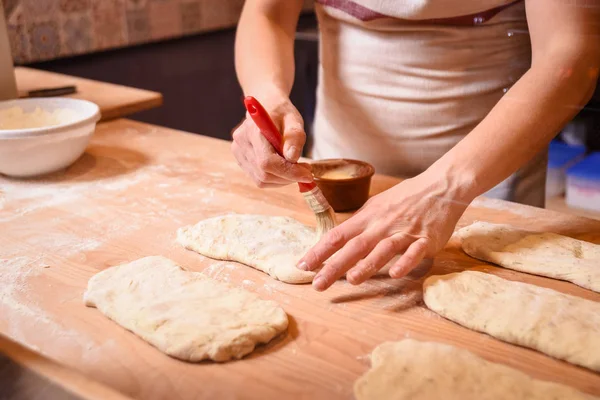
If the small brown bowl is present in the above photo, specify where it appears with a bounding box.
[311,158,375,212]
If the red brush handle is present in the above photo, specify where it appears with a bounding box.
[243,96,316,192]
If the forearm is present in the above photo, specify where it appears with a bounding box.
[429,57,599,202]
[235,0,303,103]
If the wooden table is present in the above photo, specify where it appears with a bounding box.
[14,67,163,121]
[546,195,600,221]
[1,119,599,399]
[0,334,131,400]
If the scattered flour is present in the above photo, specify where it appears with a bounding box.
[263,284,275,295]
[356,354,370,363]
[26,235,100,258]
[81,339,119,365]
[0,257,88,354]
[2,233,103,263]
[200,189,217,204]
[0,155,214,223]
[202,262,234,281]
[242,279,255,289]
[0,171,147,222]
[471,197,537,218]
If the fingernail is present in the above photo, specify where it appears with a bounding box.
[347,271,360,283]
[301,175,314,183]
[286,146,299,161]
[297,261,309,271]
[312,276,327,291]
[389,266,403,278]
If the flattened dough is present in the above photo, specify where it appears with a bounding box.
[177,214,317,284]
[354,340,597,400]
[423,271,600,372]
[458,222,600,292]
[84,256,288,362]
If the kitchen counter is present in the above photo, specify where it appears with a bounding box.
[1,119,599,399]
[14,67,163,121]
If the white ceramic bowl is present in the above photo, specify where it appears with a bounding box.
[0,98,100,177]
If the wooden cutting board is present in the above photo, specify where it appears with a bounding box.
[14,67,163,121]
[0,119,598,399]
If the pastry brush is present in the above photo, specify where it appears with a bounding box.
[243,96,336,238]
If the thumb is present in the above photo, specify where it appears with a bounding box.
[281,113,306,163]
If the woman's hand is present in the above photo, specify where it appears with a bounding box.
[231,95,313,188]
[297,171,474,291]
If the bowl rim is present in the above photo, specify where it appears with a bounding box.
[0,98,101,139]
[311,158,376,183]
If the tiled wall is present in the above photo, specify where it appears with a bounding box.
[3,0,314,64]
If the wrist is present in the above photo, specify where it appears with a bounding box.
[419,160,480,207]
[244,86,290,109]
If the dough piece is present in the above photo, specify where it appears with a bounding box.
[423,271,600,372]
[458,222,600,293]
[84,256,288,362]
[354,340,597,400]
[177,214,317,284]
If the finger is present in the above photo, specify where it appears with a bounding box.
[234,145,290,188]
[249,164,292,187]
[346,235,411,285]
[260,154,313,183]
[232,122,297,187]
[248,123,279,155]
[312,233,379,291]
[250,169,291,188]
[231,120,244,140]
[389,238,430,279]
[248,129,313,183]
[234,131,296,186]
[298,162,312,171]
[252,174,291,188]
[231,140,254,175]
[243,151,294,186]
[232,123,259,165]
[297,222,363,272]
[281,113,306,162]
[311,232,378,292]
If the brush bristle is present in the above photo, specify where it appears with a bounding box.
[315,207,336,238]
[301,187,336,237]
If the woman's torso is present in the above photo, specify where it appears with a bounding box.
[310,0,532,178]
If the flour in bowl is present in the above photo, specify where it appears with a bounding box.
[0,106,81,130]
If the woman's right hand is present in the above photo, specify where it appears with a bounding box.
[231,95,313,188]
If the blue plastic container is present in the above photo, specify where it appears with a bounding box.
[566,152,600,212]
[546,140,586,197]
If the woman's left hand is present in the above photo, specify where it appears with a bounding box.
[297,171,473,291]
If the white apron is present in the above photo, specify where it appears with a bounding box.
[310,0,547,206]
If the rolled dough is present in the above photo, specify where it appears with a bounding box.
[354,340,597,400]
[458,222,600,293]
[84,256,288,362]
[177,214,317,284]
[423,271,600,372]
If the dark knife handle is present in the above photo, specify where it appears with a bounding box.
[22,85,77,98]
